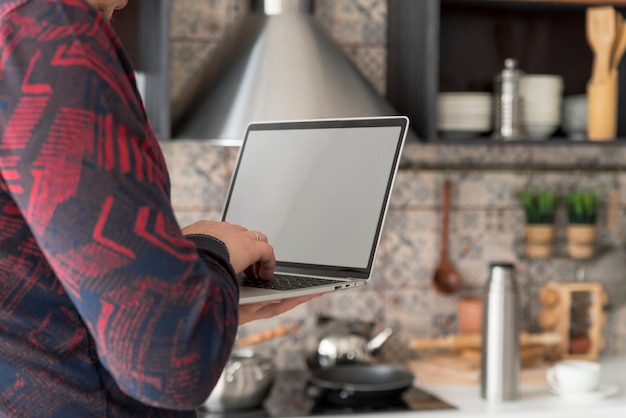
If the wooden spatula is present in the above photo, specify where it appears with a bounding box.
[612,12,626,71]
[587,6,617,82]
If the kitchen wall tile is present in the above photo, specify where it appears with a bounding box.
[173,210,223,229]
[525,259,580,288]
[225,0,251,25]
[390,170,440,209]
[171,0,227,40]
[383,210,439,291]
[315,0,387,44]
[309,288,386,325]
[170,41,217,107]
[161,140,230,211]
[455,172,528,207]
[341,45,386,95]
[382,289,434,363]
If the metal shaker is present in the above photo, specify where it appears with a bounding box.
[480,262,520,403]
[492,58,526,140]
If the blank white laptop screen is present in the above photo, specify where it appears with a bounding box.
[223,120,403,271]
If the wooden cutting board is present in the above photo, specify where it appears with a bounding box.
[408,354,550,385]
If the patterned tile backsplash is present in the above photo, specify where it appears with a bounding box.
[164,0,626,368]
[162,141,626,368]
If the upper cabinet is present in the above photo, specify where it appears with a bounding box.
[387,0,626,143]
[112,0,171,141]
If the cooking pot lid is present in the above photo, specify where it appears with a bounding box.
[309,364,414,391]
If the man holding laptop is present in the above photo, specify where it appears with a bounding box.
[0,1,408,417]
[0,0,316,417]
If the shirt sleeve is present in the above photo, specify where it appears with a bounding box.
[0,2,238,410]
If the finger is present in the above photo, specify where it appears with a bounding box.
[242,242,275,278]
[249,230,268,243]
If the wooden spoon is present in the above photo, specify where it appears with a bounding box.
[432,179,462,294]
[586,6,616,82]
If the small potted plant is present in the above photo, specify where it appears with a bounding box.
[565,190,601,259]
[519,190,557,258]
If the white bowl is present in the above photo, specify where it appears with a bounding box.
[525,123,559,140]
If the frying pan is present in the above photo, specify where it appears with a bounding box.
[307,364,414,406]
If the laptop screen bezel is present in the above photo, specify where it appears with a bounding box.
[221,116,409,279]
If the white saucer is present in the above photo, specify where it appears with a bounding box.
[550,383,620,401]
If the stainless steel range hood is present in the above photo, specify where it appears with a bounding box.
[171,0,412,143]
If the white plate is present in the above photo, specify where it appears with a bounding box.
[551,382,620,401]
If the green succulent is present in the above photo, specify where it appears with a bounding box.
[519,190,556,224]
[566,191,601,224]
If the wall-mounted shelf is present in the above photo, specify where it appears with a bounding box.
[399,141,626,171]
[387,0,626,143]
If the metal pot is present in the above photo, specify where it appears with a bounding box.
[200,349,275,412]
[305,316,393,369]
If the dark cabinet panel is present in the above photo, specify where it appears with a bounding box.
[387,0,626,142]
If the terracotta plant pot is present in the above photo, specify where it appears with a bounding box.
[524,224,556,258]
[567,224,597,259]
[457,297,484,334]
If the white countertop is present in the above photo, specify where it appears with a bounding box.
[310,355,626,418]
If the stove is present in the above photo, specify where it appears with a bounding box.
[197,369,455,417]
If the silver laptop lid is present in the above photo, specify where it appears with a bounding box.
[222,116,409,279]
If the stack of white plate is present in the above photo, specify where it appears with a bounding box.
[519,74,564,140]
[437,92,493,138]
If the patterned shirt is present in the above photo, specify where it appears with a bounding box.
[0,0,240,416]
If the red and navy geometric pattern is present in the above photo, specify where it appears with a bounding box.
[0,1,239,416]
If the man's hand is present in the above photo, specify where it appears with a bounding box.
[238,295,320,324]
[182,220,320,323]
[182,220,275,279]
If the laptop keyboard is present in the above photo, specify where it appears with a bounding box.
[240,274,343,291]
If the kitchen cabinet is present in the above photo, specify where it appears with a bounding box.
[112,0,171,141]
[387,0,626,143]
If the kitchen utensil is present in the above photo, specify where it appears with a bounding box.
[410,332,562,351]
[536,281,608,360]
[305,316,393,369]
[312,331,392,367]
[433,179,462,294]
[481,262,520,403]
[307,364,414,406]
[612,12,626,71]
[313,327,393,368]
[235,324,297,347]
[587,6,616,82]
[201,349,275,412]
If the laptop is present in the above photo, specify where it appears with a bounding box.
[222,116,409,304]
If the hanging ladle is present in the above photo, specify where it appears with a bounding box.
[432,179,462,294]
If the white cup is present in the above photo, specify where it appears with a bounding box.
[546,360,602,394]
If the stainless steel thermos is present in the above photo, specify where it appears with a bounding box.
[481,262,520,402]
